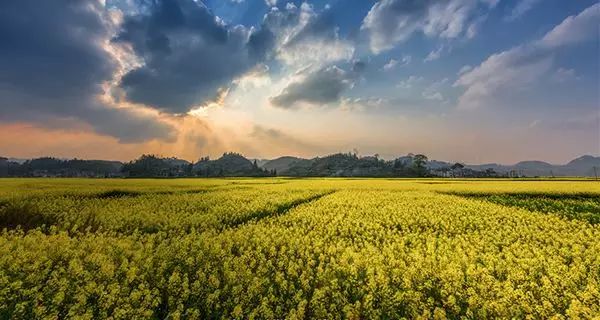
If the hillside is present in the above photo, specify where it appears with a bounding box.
[467,155,600,177]
[261,156,305,174]
[283,153,426,177]
[194,153,272,177]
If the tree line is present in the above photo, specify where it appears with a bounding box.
[0,153,500,178]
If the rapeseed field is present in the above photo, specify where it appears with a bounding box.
[1,178,598,319]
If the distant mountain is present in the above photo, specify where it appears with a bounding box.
[7,158,28,164]
[566,155,600,172]
[163,157,192,167]
[466,155,600,177]
[556,155,600,177]
[261,156,305,174]
[253,159,270,168]
[194,153,272,177]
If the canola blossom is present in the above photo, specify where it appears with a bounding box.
[0,178,599,319]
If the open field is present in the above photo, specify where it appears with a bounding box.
[1,178,599,319]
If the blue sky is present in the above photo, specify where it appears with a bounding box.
[0,0,598,163]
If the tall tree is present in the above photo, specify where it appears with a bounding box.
[412,154,428,177]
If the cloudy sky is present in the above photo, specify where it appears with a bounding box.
[0,0,598,164]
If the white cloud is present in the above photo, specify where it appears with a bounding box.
[422,78,449,101]
[339,97,387,111]
[482,0,500,7]
[278,37,355,68]
[506,0,541,21]
[269,65,360,108]
[455,46,554,109]
[397,75,424,89]
[383,55,411,71]
[455,3,600,109]
[423,91,444,101]
[457,65,472,75]
[424,46,444,62]
[466,22,478,39]
[265,0,277,7]
[466,13,487,39]
[539,3,600,49]
[552,67,579,83]
[383,59,398,71]
[361,0,495,54]
[234,64,272,90]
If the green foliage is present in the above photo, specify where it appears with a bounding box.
[411,154,429,177]
[0,157,123,177]
[0,178,599,319]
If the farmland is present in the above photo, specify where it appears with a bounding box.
[0,178,599,319]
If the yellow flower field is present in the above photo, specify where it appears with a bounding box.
[1,178,599,319]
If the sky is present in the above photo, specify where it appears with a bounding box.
[0,0,598,164]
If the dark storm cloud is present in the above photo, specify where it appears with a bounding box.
[0,0,176,142]
[80,106,176,143]
[247,27,276,61]
[0,0,359,142]
[0,1,111,114]
[270,65,362,108]
[114,0,271,113]
[246,5,304,61]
